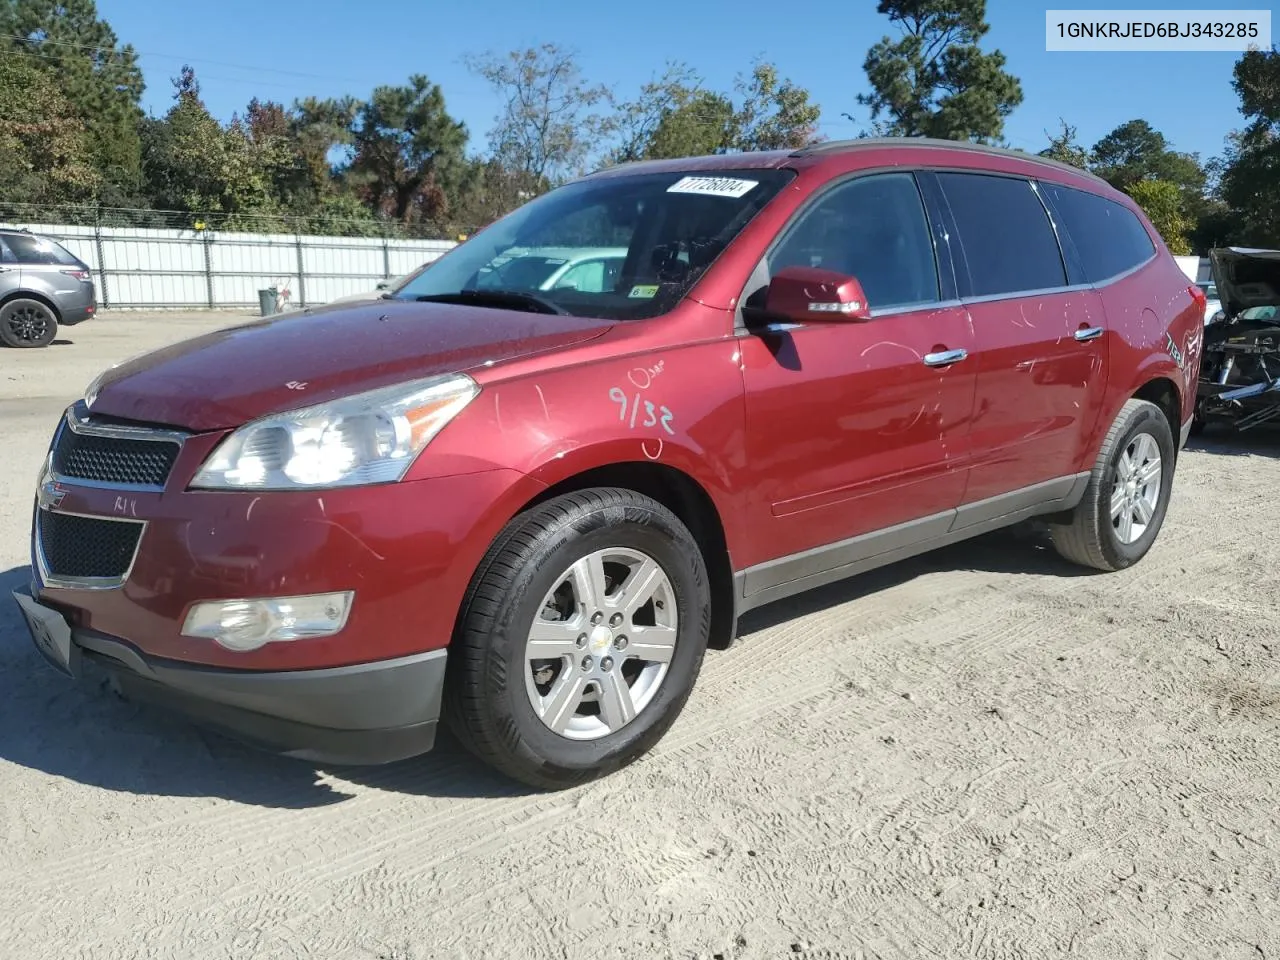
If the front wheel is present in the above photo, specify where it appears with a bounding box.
[1049,398,1177,572]
[443,488,712,789]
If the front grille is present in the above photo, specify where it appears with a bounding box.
[37,510,144,581]
[52,424,180,487]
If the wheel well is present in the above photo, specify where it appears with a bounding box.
[523,463,738,651]
[0,289,62,322]
[1133,377,1181,450]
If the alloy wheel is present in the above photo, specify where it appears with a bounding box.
[524,547,678,740]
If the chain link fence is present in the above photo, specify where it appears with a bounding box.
[0,203,462,310]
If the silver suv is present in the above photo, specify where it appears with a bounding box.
[0,229,97,348]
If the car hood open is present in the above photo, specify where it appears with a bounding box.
[1209,247,1280,320]
[86,300,613,432]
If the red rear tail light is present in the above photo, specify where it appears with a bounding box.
[1190,284,1206,308]
[61,269,91,281]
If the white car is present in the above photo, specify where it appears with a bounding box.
[1200,279,1223,325]
[327,272,415,306]
[471,246,628,294]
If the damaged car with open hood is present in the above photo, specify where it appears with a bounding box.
[1194,247,1280,433]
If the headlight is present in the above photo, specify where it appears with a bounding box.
[191,373,479,490]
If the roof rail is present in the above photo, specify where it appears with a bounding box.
[789,137,1110,186]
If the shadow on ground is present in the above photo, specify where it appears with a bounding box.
[1186,422,1280,460]
[0,528,1084,806]
[738,524,1092,635]
[0,564,527,807]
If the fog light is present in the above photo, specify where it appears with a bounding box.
[182,591,354,652]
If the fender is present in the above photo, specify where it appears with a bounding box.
[1096,352,1186,452]
[519,437,744,544]
[414,340,752,559]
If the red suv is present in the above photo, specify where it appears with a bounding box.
[13,139,1205,789]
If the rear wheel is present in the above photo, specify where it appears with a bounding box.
[1049,399,1176,572]
[443,488,712,789]
[0,298,58,348]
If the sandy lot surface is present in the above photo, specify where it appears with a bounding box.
[0,311,1277,960]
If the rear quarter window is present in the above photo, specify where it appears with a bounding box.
[936,172,1068,299]
[4,234,83,266]
[1040,182,1156,284]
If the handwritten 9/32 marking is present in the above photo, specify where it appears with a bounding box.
[609,387,675,435]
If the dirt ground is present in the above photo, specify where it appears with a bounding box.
[0,311,1277,960]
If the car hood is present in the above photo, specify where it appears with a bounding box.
[87,300,613,432]
[1209,247,1280,321]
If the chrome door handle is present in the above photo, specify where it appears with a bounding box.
[923,348,967,367]
[1074,326,1104,342]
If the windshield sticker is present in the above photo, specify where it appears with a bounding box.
[628,284,659,299]
[666,176,758,199]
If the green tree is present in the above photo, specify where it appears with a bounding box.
[1216,45,1280,246]
[346,75,469,226]
[1038,119,1089,169]
[1,0,145,202]
[465,43,613,189]
[1089,120,1206,197]
[856,0,1023,143]
[0,54,101,205]
[729,61,823,151]
[609,62,713,163]
[608,59,819,163]
[1128,180,1193,254]
[289,96,361,208]
[141,67,277,218]
[648,91,737,158]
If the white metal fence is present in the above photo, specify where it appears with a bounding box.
[0,219,459,310]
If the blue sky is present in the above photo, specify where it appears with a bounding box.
[98,0,1253,165]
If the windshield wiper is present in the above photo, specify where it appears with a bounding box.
[414,289,567,315]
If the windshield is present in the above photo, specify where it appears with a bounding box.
[393,169,794,320]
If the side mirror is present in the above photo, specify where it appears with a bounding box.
[375,280,390,291]
[764,265,871,323]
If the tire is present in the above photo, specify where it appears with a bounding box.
[0,297,58,348]
[443,488,712,790]
[1049,399,1177,572]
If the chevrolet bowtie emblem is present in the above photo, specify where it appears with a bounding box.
[38,479,68,510]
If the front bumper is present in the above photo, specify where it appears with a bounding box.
[17,583,447,765]
[33,415,541,671]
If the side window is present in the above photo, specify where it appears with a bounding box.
[768,172,940,311]
[0,239,15,264]
[937,172,1068,298]
[1041,182,1156,283]
[4,233,80,266]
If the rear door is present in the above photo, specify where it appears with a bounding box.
[736,170,977,590]
[931,170,1109,515]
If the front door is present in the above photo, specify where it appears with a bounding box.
[737,171,977,594]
